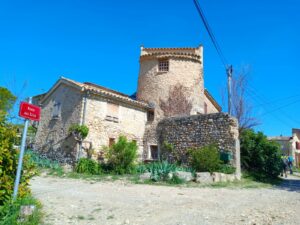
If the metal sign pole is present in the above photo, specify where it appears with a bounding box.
[13,97,32,200]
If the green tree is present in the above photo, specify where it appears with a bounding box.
[105,136,138,174]
[188,144,222,172]
[240,129,282,180]
[0,87,16,114]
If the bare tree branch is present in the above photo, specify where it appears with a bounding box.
[229,66,260,133]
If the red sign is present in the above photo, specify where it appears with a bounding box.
[19,102,41,121]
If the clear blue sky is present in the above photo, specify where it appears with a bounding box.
[1,0,299,136]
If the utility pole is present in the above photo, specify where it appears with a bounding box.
[227,65,233,115]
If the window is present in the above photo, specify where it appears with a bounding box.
[158,60,169,72]
[150,145,158,160]
[52,102,61,118]
[105,102,119,123]
[296,142,300,150]
[147,110,154,122]
[204,102,208,114]
[109,138,115,147]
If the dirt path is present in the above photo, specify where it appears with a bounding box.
[30,176,300,225]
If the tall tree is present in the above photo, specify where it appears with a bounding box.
[0,87,16,115]
[230,67,260,133]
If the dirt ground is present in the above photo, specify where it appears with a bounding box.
[30,175,300,225]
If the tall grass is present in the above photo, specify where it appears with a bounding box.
[0,196,42,225]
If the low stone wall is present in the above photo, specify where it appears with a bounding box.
[157,113,241,176]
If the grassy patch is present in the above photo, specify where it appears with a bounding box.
[107,215,114,220]
[0,196,42,225]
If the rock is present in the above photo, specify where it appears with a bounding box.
[195,172,213,184]
[140,172,151,181]
[18,205,36,222]
[62,164,73,173]
[212,172,222,182]
[226,174,236,182]
[174,171,194,182]
[220,173,228,182]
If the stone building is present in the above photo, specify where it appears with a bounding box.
[34,45,227,164]
[269,128,300,167]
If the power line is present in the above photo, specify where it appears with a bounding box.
[193,0,233,115]
[245,88,299,128]
[252,93,300,108]
[193,0,228,69]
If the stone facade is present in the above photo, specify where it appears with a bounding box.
[268,128,300,167]
[34,82,82,164]
[84,94,147,158]
[156,113,241,176]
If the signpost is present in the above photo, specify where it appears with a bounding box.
[13,97,41,200]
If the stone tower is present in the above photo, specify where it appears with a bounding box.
[136,46,205,159]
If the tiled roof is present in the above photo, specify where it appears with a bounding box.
[204,89,222,112]
[140,46,202,63]
[268,136,292,141]
[41,77,149,109]
[143,47,200,50]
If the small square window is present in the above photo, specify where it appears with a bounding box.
[158,60,169,72]
[105,102,119,123]
[150,145,158,160]
[147,110,154,122]
[109,138,115,147]
[52,102,61,118]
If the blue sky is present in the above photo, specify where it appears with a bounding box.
[0,0,299,136]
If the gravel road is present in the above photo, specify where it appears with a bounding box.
[30,175,300,225]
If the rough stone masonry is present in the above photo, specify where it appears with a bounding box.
[157,113,241,177]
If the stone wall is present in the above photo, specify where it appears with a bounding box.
[34,83,83,164]
[157,113,241,176]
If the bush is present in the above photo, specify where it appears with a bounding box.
[188,144,222,172]
[75,158,101,175]
[105,136,138,174]
[240,129,282,180]
[0,117,37,205]
[68,124,89,140]
[217,164,236,174]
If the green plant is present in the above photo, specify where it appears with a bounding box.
[75,158,101,175]
[68,124,89,140]
[217,164,236,174]
[0,195,42,225]
[105,136,138,174]
[240,129,282,180]
[188,144,222,172]
[146,161,177,181]
[167,173,184,184]
[0,117,37,205]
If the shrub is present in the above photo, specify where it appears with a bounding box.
[75,158,101,175]
[188,144,222,172]
[147,161,177,181]
[0,116,37,205]
[217,164,236,174]
[105,136,138,174]
[68,124,89,140]
[240,129,282,180]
